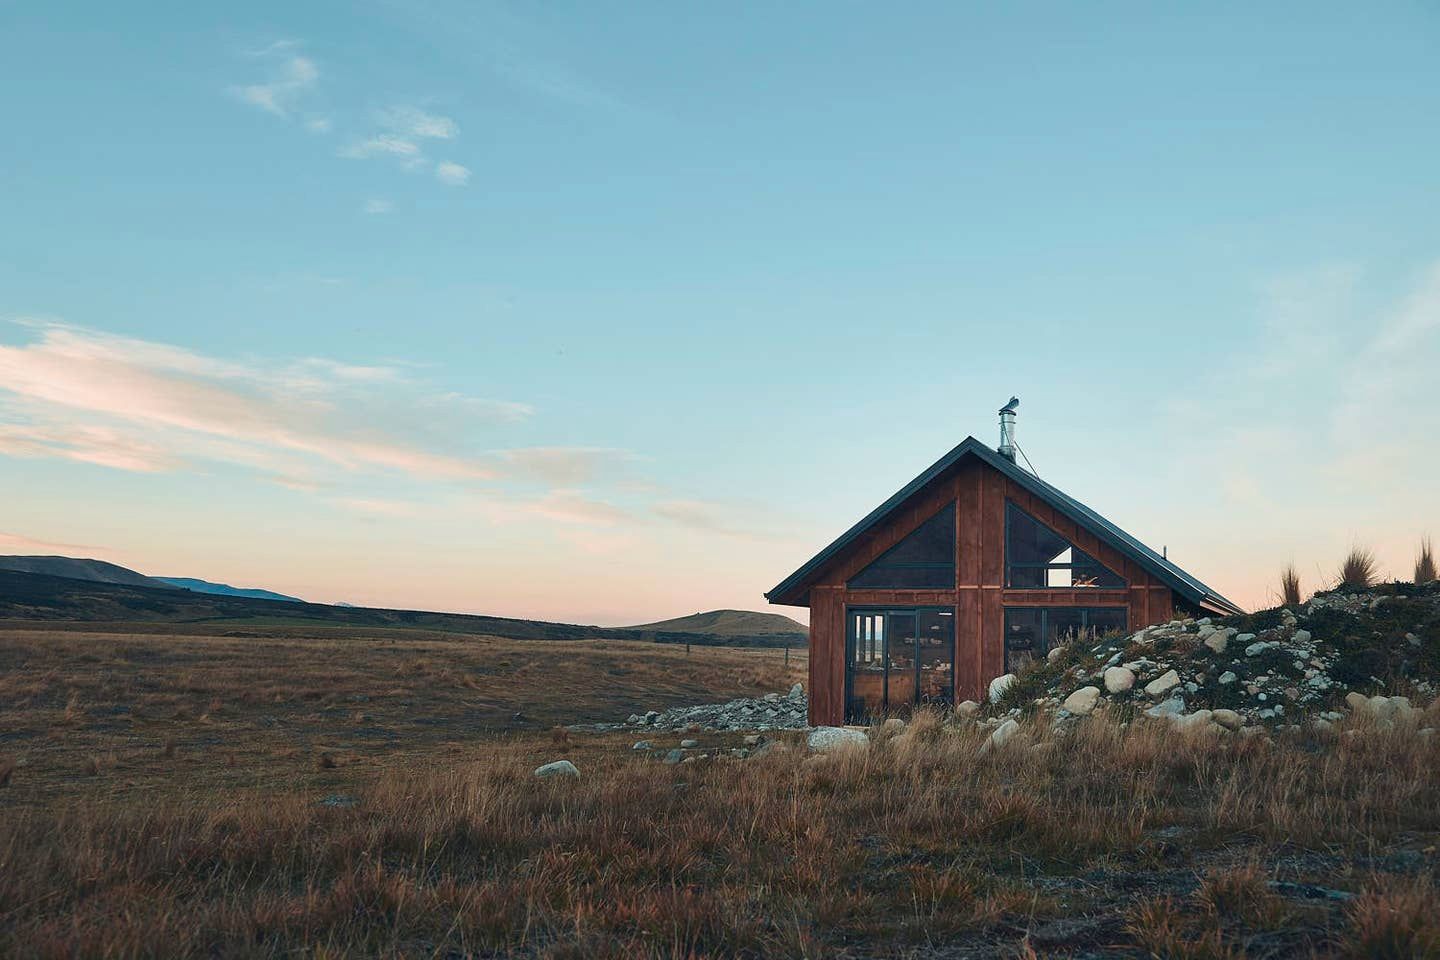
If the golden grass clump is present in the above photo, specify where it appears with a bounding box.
[3,710,1440,958]
[1339,545,1378,589]
[1279,563,1302,606]
[1416,537,1437,585]
[1342,875,1440,959]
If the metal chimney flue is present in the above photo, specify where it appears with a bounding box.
[998,396,1019,461]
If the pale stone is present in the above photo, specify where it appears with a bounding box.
[1145,697,1185,719]
[1174,709,1216,735]
[1204,632,1229,654]
[1219,671,1237,684]
[989,673,1017,704]
[1062,686,1101,716]
[1046,645,1068,664]
[1144,670,1180,698]
[980,718,1022,754]
[1211,709,1242,731]
[807,726,869,753]
[1104,666,1136,694]
[882,718,906,732]
[1293,629,1312,645]
[533,760,579,779]
[1345,691,1370,715]
[954,699,981,718]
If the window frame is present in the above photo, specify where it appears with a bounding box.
[1003,500,1125,590]
[846,501,956,590]
[1002,605,1129,672]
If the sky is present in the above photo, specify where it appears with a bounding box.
[2,2,1438,624]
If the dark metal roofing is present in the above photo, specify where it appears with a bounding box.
[765,436,1244,616]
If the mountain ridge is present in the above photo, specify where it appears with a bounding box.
[157,577,303,603]
[626,609,806,637]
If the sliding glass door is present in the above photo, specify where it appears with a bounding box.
[845,608,954,722]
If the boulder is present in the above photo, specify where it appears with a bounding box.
[1144,670,1181,698]
[980,718,1022,754]
[1104,666,1136,694]
[680,739,699,748]
[882,718,906,732]
[1293,629,1312,645]
[1174,709,1216,735]
[1203,632,1228,654]
[663,749,684,765]
[789,682,804,699]
[1062,686,1101,716]
[989,673,1017,704]
[632,740,652,751]
[1145,697,1185,719]
[1211,709,1242,731]
[954,700,981,718]
[807,726,869,753]
[533,760,579,779]
[1218,671,1237,685]
[1046,645,1069,664]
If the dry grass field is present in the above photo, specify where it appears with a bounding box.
[3,626,1440,958]
[0,626,804,808]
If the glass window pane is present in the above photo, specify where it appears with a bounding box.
[847,503,956,589]
[1047,608,1085,647]
[916,609,954,706]
[1087,607,1127,636]
[1006,501,1126,589]
[886,613,918,711]
[1003,608,1043,673]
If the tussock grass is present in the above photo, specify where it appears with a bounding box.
[1417,537,1437,585]
[1280,563,1302,606]
[2,715,1439,957]
[1340,545,1379,589]
[1342,875,1440,959]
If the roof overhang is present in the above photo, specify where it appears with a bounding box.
[764,436,1244,617]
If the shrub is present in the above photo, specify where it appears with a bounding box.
[1339,546,1378,589]
[1342,876,1440,959]
[1280,564,1302,606]
[1416,538,1437,585]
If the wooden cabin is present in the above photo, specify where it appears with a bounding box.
[765,425,1242,727]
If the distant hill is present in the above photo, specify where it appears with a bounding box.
[0,556,172,590]
[157,577,303,603]
[0,570,797,648]
[627,609,806,638]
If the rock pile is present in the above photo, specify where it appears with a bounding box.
[590,682,808,733]
[978,582,1440,737]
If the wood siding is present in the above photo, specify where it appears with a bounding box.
[803,459,1175,725]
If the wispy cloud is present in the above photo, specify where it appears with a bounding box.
[229,45,323,123]
[0,530,107,556]
[340,105,462,176]
[362,198,394,214]
[653,499,784,541]
[435,161,470,186]
[333,497,421,517]
[495,447,633,486]
[0,321,528,482]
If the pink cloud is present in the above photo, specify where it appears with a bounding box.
[0,322,520,481]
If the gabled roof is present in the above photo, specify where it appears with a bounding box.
[765,436,1244,616]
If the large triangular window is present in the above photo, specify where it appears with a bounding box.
[1005,501,1125,588]
[847,503,955,589]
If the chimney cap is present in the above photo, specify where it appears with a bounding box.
[999,396,1020,415]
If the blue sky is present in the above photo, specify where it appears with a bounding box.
[2,2,1438,622]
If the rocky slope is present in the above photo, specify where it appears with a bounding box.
[976,581,1440,739]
